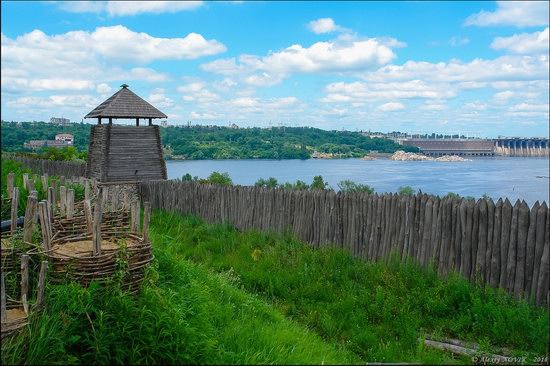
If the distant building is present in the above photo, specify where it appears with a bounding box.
[24,133,74,150]
[50,117,70,125]
[55,133,74,145]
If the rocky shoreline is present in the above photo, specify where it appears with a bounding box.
[390,150,471,162]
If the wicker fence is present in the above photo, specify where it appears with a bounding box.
[5,155,86,178]
[141,180,550,305]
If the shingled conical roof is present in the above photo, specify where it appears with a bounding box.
[85,84,167,119]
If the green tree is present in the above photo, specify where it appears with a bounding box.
[310,175,329,190]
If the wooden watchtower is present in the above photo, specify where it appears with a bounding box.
[84,84,167,182]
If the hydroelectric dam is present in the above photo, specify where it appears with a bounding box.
[400,137,549,157]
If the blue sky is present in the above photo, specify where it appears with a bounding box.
[1,1,548,137]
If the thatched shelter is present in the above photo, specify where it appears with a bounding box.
[84,84,167,182]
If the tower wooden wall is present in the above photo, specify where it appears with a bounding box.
[86,125,167,182]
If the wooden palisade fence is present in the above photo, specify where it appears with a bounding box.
[141,181,550,306]
[5,155,86,178]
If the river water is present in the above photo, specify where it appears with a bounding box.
[166,157,549,205]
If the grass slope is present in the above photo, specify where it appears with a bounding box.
[150,210,549,364]
[1,232,357,365]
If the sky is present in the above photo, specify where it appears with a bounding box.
[1,1,549,137]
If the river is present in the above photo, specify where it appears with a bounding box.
[166,157,550,205]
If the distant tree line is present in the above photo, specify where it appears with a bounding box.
[1,122,418,160]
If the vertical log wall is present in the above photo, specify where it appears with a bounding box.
[141,180,549,305]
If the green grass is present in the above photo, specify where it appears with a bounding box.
[149,210,549,364]
[2,231,359,365]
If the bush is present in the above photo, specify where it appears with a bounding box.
[255,177,279,188]
[338,180,374,194]
[398,186,416,196]
[206,171,233,185]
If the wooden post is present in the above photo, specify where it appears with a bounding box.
[1,271,6,323]
[92,198,103,256]
[67,189,75,219]
[143,201,151,242]
[23,195,37,243]
[84,179,90,201]
[98,117,102,125]
[109,117,113,125]
[136,118,139,126]
[41,174,48,192]
[38,201,51,251]
[27,177,35,192]
[22,173,29,192]
[148,118,152,126]
[60,186,66,216]
[11,187,19,235]
[84,199,93,234]
[131,200,141,233]
[7,172,14,199]
[21,254,29,314]
[60,176,65,186]
[35,261,48,309]
[48,186,55,212]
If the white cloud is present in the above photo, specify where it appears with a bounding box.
[491,27,549,54]
[96,83,113,94]
[7,94,99,109]
[377,102,405,112]
[463,102,488,111]
[420,101,448,111]
[509,103,549,112]
[148,88,173,108]
[465,1,549,27]
[362,55,549,83]
[57,1,204,16]
[202,37,400,85]
[307,18,346,34]
[90,26,226,62]
[448,36,470,47]
[493,90,515,101]
[178,82,220,103]
[1,26,223,94]
[321,80,457,103]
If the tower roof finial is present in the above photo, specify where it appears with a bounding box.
[120,83,129,88]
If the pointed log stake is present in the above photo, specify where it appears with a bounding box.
[38,201,51,251]
[92,199,103,256]
[84,199,93,234]
[143,201,151,242]
[1,271,6,323]
[60,175,65,186]
[30,190,39,224]
[84,179,90,201]
[21,254,29,314]
[22,173,29,192]
[10,187,19,235]
[7,172,14,199]
[48,187,55,212]
[23,195,37,243]
[35,261,48,310]
[59,186,67,216]
[131,200,141,233]
[41,174,48,192]
[67,189,75,219]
